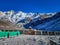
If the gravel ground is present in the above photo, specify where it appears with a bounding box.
[0,35,59,45]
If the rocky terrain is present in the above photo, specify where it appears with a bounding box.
[0,10,55,30]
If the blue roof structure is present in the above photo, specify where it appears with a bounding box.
[24,12,60,31]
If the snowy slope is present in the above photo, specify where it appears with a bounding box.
[0,10,55,26]
[24,12,60,31]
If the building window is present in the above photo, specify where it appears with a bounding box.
[42,31,48,35]
[56,32,60,35]
[36,31,41,35]
[49,32,55,35]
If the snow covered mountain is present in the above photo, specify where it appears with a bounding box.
[0,10,55,27]
[0,10,35,23]
[24,12,60,31]
[0,10,58,30]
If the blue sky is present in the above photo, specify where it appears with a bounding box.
[0,0,60,13]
